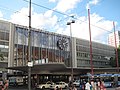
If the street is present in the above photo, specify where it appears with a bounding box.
[8,88,116,90]
[8,86,116,90]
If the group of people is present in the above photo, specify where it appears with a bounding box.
[0,80,9,90]
[85,79,106,90]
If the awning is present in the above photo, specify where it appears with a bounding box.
[7,63,90,74]
[7,63,119,75]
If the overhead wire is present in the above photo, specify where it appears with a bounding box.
[56,0,105,23]
[22,0,70,17]
[0,4,28,17]
[22,0,113,33]
[0,0,114,34]
[22,0,74,24]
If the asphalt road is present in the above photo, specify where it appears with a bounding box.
[8,85,119,90]
[8,88,115,90]
[8,87,116,90]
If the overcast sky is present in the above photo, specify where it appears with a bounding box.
[0,0,120,44]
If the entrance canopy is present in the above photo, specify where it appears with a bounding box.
[7,63,118,75]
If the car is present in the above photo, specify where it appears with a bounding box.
[36,81,54,89]
[103,81,112,88]
[73,80,80,87]
[115,87,120,90]
[50,81,68,89]
[118,81,120,86]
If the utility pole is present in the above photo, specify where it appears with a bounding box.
[88,9,94,77]
[28,0,32,90]
[113,21,119,73]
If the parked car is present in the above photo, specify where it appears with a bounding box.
[73,80,80,87]
[115,87,120,90]
[118,81,120,86]
[36,81,54,89]
[104,81,112,88]
[50,81,68,89]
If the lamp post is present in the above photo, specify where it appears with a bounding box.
[67,20,75,88]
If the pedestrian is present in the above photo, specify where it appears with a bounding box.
[0,81,4,90]
[99,80,106,90]
[80,80,85,90]
[91,79,97,90]
[73,85,77,90]
[85,80,91,90]
[0,80,4,90]
[3,80,9,90]
[79,82,82,90]
[60,87,62,90]
[69,81,72,90]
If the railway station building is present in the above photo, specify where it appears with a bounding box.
[0,20,118,81]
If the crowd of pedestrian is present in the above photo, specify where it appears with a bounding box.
[67,78,108,90]
[79,79,106,90]
[0,80,9,90]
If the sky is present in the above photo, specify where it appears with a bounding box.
[0,0,120,44]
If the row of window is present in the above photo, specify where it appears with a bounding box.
[0,31,9,41]
[0,30,9,62]
[76,52,111,61]
[15,27,70,50]
[76,39,115,51]
[77,59,109,66]
[76,45,114,56]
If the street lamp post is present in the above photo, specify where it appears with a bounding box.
[67,20,75,88]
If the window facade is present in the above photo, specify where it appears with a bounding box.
[0,23,9,62]
[76,38,115,68]
[13,27,71,67]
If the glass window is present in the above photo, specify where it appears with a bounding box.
[0,31,9,41]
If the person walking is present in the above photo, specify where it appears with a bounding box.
[91,80,97,90]
[73,85,77,90]
[99,80,106,90]
[3,80,9,90]
[0,81,4,90]
[0,79,4,90]
[85,80,91,90]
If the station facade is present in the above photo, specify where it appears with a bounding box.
[0,20,117,77]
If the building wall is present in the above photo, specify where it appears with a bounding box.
[0,20,116,74]
[75,38,115,68]
[0,20,10,72]
[71,37,77,68]
[108,31,120,47]
[10,25,71,68]
[8,23,15,68]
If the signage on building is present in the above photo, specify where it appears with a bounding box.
[28,62,33,67]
